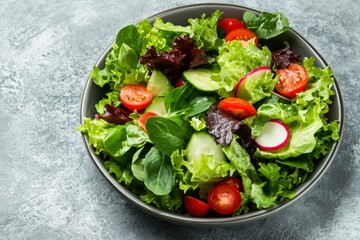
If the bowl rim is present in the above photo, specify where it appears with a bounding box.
[79,3,345,227]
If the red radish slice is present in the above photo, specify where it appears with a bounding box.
[255,119,290,151]
[234,66,271,100]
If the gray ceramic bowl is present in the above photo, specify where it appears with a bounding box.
[80,3,344,227]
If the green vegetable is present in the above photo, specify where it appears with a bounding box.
[188,10,223,51]
[146,116,192,156]
[164,84,216,117]
[236,69,278,104]
[95,91,121,114]
[140,188,183,212]
[211,40,272,96]
[136,19,174,53]
[153,17,191,34]
[243,11,290,39]
[185,132,231,182]
[143,147,176,195]
[248,103,323,160]
[116,25,142,55]
[147,69,173,96]
[182,68,220,92]
[78,118,114,154]
[105,161,135,186]
[223,139,295,211]
[131,147,146,182]
[145,97,166,116]
[103,125,127,157]
[90,43,148,88]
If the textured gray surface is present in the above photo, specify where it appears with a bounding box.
[0,0,359,239]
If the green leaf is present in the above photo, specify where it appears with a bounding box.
[211,40,272,96]
[118,43,138,69]
[153,18,191,34]
[296,57,335,114]
[105,161,134,186]
[188,115,207,131]
[116,25,142,55]
[143,147,175,195]
[249,103,323,160]
[223,139,295,211]
[90,43,148,88]
[136,19,175,54]
[277,156,314,172]
[140,188,183,212]
[131,146,147,182]
[188,10,224,51]
[103,125,127,157]
[237,70,278,104]
[243,11,290,39]
[146,116,192,156]
[164,84,216,117]
[95,91,121,114]
[78,118,114,154]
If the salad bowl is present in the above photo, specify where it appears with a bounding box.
[80,3,344,226]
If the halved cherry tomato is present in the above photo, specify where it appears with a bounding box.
[120,84,153,111]
[275,63,309,98]
[217,18,245,35]
[183,196,210,217]
[219,97,256,120]
[174,76,186,88]
[222,178,243,192]
[225,28,258,45]
[138,112,157,133]
[207,183,241,215]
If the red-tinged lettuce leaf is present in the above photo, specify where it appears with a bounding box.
[96,104,132,124]
[205,105,242,146]
[172,35,209,68]
[206,105,258,157]
[271,43,300,69]
[140,35,208,82]
[235,124,258,157]
[140,46,186,82]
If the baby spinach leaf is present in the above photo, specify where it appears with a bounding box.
[116,25,142,55]
[243,11,290,39]
[143,147,175,195]
[146,116,192,156]
[164,84,216,117]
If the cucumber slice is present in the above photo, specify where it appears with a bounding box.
[147,69,173,96]
[145,97,166,116]
[182,69,219,92]
[186,132,225,163]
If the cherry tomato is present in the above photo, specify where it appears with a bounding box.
[120,84,153,111]
[222,178,243,192]
[275,63,309,98]
[219,97,256,120]
[183,196,210,217]
[174,76,186,88]
[225,28,258,45]
[217,18,245,35]
[138,112,157,133]
[207,183,242,215]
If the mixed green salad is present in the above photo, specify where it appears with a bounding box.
[79,10,340,217]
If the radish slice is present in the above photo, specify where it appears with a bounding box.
[255,119,290,151]
[234,66,271,99]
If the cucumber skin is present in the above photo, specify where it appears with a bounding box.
[182,69,219,92]
[147,69,173,96]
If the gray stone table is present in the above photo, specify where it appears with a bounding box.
[1,0,359,239]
